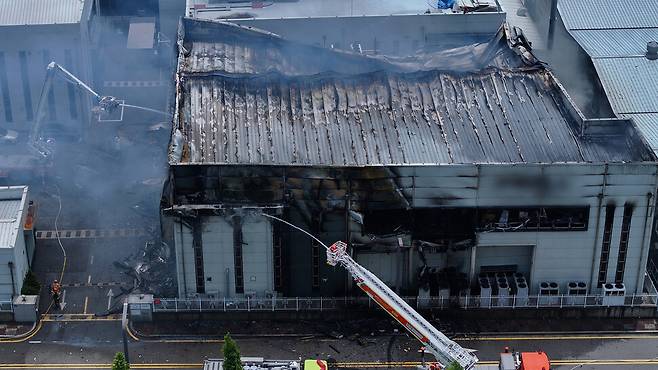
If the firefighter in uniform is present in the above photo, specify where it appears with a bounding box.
[51,280,61,308]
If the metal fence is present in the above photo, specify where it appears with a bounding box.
[153,292,658,313]
[0,301,13,313]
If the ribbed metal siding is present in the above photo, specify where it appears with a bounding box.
[593,58,658,114]
[0,0,84,26]
[558,0,658,30]
[571,29,658,58]
[624,113,658,152]
[0,199,21,248]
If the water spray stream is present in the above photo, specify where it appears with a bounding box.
[260,213,329,250]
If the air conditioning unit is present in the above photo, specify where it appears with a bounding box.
[602,282,625,306]
[566,282,587,305]
[539,281,560,305]
[515,281,529,306]
[479,278,492,308]
[497,281,510,307]
[417,285,431,309]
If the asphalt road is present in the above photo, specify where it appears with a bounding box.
[2,320,658,369]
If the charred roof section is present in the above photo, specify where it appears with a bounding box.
[171,18,654,166]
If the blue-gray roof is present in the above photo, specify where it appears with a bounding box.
[0,0,85,27]
[558,0,658,153]
[559,0,658,30]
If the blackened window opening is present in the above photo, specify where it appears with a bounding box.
[233,216,244,294]
[598,205,615,287]
[192,219,205,294]
[273,222,283,291]
[42,50,57,121]
[18,51,33,121]
[0,52,12,122]
[615,204,633,283]
[64,50,78,119]
[478,206,589,232]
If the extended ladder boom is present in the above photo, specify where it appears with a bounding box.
[327,241,479,370]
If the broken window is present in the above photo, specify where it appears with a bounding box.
[478,206,589,232]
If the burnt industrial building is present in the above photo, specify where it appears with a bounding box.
[164,17,657,301]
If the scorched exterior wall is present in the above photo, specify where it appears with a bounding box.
[168,162,657,297]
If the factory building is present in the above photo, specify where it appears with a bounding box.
[0,0,93,136]
[0,186,35,301]
[163,18,658,301]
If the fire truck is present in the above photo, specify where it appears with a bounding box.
[326,240,550,370]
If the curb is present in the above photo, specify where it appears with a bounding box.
[0,321,40,342]
[128,321,325,342]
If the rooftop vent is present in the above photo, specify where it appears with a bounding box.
[647,41,658,60]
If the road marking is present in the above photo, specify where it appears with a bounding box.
[456,333,658,341]
[60,282,131,288]
[90,255,94,265]
[59,290,67,311]
[36,228,147,240]
[83,297,88,315]
[42,314,121,322]
[106,289,114,311]
[87,275,91,285]
[27,341,41,344]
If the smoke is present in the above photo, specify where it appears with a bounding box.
[0,0,173,237]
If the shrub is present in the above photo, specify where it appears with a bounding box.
[21,270,41,296]
[112,352,129,370]
[223,333,243,370]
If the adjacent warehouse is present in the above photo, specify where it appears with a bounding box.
[0,186,34,301]
[164,18,658,301]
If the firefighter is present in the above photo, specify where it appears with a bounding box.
[51,279,61,307]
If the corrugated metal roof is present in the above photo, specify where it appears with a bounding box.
[178,69,647,166]
[0,0,85,26]
[558,0,658,30]
[592,58,658,114]
[0,199,21,248]
[623,113,658,152]
[571,29,658,58]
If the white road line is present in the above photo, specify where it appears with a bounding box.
[90,255,94,265]
[28,340,41,344]
[87,275,91,285]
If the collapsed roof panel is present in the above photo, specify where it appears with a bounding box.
[172,18,654,166]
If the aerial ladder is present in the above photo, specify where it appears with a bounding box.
[326,240,478,370]
[30,62,168,158]
[262,214,550,370]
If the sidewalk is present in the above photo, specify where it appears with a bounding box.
[132,315,658,340]
[0,322,35,338]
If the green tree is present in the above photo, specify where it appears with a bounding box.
[21,270,41,295]
[112,352,129,370]
[445,361,464,370]
[222,333,243,370]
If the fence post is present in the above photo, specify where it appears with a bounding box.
[465,295,468,309]
[175,298,178,313]
[248,296,251,312]
[199,298,202,312]
[631,293,635,307]
[320,296,323,311]
[512,295,516,308]
[296,297,299,311]
[560,295,563,309]
[223,297,226,312]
